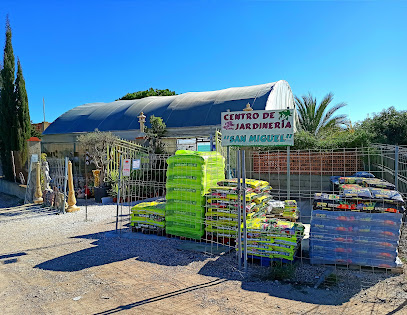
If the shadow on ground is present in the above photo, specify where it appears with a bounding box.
[35,229,210,271]
[198,252,398,306]
[35,229,399,307]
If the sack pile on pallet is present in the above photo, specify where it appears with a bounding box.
[330,172,396,191]
[244,217,305,261]
[311,173,404,268]
[205,179,272,239]
[165,150,225,239]
[130,200,166,230]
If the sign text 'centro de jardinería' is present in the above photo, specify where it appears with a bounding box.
[221,109,294,146]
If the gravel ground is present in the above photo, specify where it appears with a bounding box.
[0,203,406,314]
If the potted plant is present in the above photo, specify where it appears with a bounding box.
[105,170,119,202]
[78,130,117,203]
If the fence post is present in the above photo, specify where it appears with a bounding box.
[287,146,291,199]
[242,150,247,272]
[116,155,122,232]
[85,155,88,222]
[395,146,399,191]
[226,146,231,179]
[236,149,242,269]
[63,157,68,213]
[210,133,214,151]
[24,155,35,204]
[381,147,384,179]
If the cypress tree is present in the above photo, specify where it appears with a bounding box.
[0,16,16,180]
[15,58,30,164]
[0,62,3,176]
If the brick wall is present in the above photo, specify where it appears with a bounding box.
[252,150,364,175]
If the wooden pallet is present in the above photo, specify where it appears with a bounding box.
[205,234,236,246]
[165,233,205,241]
[334,263,403,274]
[311,262,404,274]
[131,225,165,235]
[246,254,297,267]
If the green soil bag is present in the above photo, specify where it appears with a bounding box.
[166,202,204,212]
[166,226,204,239]
[131,215,165,228]
[166,187,205,202]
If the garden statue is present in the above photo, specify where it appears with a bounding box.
[33,162,43,204]
[43,189,55,207]
[243,103,253,111]
[54,190,67,212]
[42,160,54,207]
[42,160,52,190]
[66,161,80,212]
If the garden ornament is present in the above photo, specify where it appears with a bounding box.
[66,160,80,212]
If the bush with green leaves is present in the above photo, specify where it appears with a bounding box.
[257,261,297,281]
[357,106,407,145]
[259,128,371,151]
[144,115,167,154]
[118,88,176,101]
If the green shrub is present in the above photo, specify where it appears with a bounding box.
[258,261,297,281]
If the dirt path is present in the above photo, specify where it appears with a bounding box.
[0,204,406,314]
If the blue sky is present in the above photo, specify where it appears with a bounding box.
[1,0,406,124]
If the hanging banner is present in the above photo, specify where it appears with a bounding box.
[122,159,131,176]
[221,109,294,146]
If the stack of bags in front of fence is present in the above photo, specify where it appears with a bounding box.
[130,200,166,231]
[245,217,305,261]
[267,200,300,221]
[165,150,225,239]
[310,173,404,268]
[205,179,272,241]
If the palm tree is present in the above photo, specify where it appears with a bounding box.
[295,92,349,137]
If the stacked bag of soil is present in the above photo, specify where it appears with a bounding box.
[205,179,272,240]
[267,200,300,221]
[165,150,225,239]
[313,188,404,214]
[310,210,403,268]
[244,217,305,261]
[311,174,404,268]
[131,200,166,231]
[330,172,396,191]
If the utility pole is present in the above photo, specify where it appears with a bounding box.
[43,97,46,125]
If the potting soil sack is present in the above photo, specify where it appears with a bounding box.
[362,178,396,190]
[369,188,405,204]
[353,171,375,178]
[339,184,372,199]
[131,201,166,228]
[165,150,225,239]
[241,217,304,260]
[339,177,366,185]
[218,178,271,189]
[312,193,402,212]
[131,201,166,216]
[131,214,165,228]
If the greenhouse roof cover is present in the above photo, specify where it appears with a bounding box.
[44,80,294,135]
